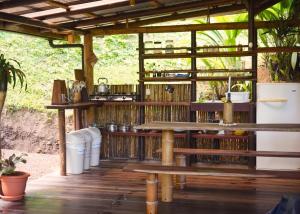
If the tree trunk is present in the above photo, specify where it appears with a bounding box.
[0,90,6,159]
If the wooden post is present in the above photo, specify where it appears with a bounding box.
[138,33,145,161]
[84,33,95,126]
[58,109,66,176]
[161,130,174,202]
[146,174,158,214]
[248,0,257,169]
[175,155,186,190]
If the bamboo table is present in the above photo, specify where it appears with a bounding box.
[135,121,300,202]
[45,102,101,176]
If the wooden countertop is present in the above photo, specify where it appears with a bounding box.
[45,102,102,110]
[135,122,300,132]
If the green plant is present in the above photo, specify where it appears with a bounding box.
[257,0,300,81]
[195,14,248,99]
[0,153,27,176]
[231,81,252,92]
[0,54,27,120]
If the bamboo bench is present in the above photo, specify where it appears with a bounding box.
[124,163,300,214]
[156,148,300,189]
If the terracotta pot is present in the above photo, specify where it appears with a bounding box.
[73,92,81,103]
[1,171,30,201]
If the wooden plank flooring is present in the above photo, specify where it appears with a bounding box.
[1,160,300,214]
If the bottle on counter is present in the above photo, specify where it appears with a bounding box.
[223,92,233,124]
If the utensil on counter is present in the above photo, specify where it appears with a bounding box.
[97,78,110,94]
[118,123,130,133]
[106,122,118,132]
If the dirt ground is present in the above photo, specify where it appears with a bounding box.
[0,109,74,154]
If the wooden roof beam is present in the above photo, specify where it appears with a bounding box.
[0,11,85,34]
[24,0,149,20]
[59,0,238,28]
[0,22,66,40]
[0,0,43,10]
[97,4,245,29]
[90,19,300,35]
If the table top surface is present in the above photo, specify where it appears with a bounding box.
[135,122,300,132]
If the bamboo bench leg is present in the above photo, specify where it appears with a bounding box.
[175,155,186,190]
[146,174,158,214]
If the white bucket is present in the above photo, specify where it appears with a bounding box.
[78,130,92,170]
[83,127,102,166]
[66,132,85,174]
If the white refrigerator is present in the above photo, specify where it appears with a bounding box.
[256,83,300,170]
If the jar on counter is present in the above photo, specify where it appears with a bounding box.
[165,40,174,54]
[144,41,153,54]
[154,41,162,54]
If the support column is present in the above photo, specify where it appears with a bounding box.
[161,130,174,202]
[248,0,257,169]
[84,33,95,126]
[146,174,158,214]
[58,109,66,176]
[138,33,145,161]
[175,155,186,190]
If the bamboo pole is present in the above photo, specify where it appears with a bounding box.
[175,155,186,190]
[161,130,174,202]
[146,173,158,214]
[58,109,66,176]
[84,33,95,126]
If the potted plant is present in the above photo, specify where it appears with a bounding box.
[0,153,30,201]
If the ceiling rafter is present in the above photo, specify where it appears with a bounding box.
[0,11,85,34]
[24,0,150,20]
[90,3,245,30]
[254,0,281,14]
[58,0,237,28]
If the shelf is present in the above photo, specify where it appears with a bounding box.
[192,133,250,140]
[195,51,255,58]
[99,101,190,106]
[191,102,255,112]
[142,51,255,59]
[101,130,187,138]
[141,77,192,82]
[195,76,255,81]
[141,69,254,74]
[45,102,102,110]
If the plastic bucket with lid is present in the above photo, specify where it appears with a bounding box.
[83,127,102,166]
[77,129,92,170]
[66,132,85,174]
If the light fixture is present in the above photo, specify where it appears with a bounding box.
[129,0,135,6]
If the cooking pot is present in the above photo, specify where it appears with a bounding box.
[119,123,130,133]
[98,78,110,94]
[106,122,118,132]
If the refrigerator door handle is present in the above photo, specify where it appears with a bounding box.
[257,98,288,103]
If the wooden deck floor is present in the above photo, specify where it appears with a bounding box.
[1,161,300,214]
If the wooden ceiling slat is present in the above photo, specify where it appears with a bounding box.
[91,4,245,30]
[59,0,236,28]
[0,0,43,10]
[0,22,66,39]
[26,0,150,20]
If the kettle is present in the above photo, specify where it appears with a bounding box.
[97,78,109,94]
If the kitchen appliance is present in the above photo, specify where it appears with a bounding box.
[106,122,118,132]
[118,123,130,133]
[90,93,139,101]
[97,78,110,94]
[256,83,300,170]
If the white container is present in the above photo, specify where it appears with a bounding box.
[225,92,250,103]
[78,130,92,170]
[66,132,85,174]
[83,127,102,166]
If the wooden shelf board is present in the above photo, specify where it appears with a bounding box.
[190,102,255,112]
[100,101,190,106]
[101,130,187,138]
[45,102,102,110]
[192,133,250,140]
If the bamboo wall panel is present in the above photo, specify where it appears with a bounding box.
[96,84,191,160]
